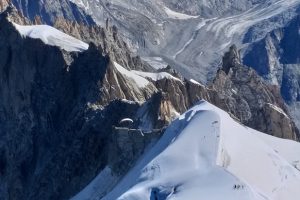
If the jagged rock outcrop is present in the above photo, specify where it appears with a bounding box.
[139,45,299,140]
[0,0,9,11]
[222,44,241,74]
[211,45,299,140]
[243,13,300,128]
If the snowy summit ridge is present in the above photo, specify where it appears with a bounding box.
[101,101,300,200]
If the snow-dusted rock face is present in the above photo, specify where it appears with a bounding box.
[243,13,300,127]
[211,45,299,140]
[146,45,299,140]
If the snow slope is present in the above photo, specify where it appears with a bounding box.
[102,101,300,200]
[113,62,150,88]
[71,167,118,200]
[132,70,182,82]
[113,61,182,87]
[13,23,89,52]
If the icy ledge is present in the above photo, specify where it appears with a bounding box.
[13,22,89,52]
[101,100,300,200]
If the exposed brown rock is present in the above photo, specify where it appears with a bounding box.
[147,45,299,140]
[0,0,9,12]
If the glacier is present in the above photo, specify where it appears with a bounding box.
[70,0,300,83]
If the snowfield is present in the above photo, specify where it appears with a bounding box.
[113,62,181,88]
[132,70,182,83]
[13,23,89,52]
[113,62,150,88]
[100,101,300,200]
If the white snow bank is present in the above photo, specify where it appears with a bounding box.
[189,78,204,86]
[164,6,199,20]
[113,62,182,87]
[103,101,300,200]
[132,70,182,82]
[13,23,89,52]
[113,62,150,88]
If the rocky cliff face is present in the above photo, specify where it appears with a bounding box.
[212,46,299,140]
[243,12,300,128]
[0,9,158,200]
[244,14,300,99]
[0,0,9,10]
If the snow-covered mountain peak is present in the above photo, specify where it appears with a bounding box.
[102,101,300,200]
[12,22,89,52]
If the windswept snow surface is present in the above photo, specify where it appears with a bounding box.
[13,23,89,52]
[102,101,300,200]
